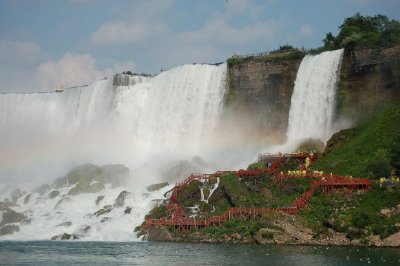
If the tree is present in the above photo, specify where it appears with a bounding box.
[323,13,400,49]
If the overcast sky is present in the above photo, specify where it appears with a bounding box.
[0,0,399,93]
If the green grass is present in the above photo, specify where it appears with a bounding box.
[313,103,400,178]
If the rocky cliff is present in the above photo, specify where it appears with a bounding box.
[224,52,304,143]
[225,44,400,142]
[336,44,400,122]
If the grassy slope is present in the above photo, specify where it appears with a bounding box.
[313,103,400,177]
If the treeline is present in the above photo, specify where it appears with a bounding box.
[322,13,400,50]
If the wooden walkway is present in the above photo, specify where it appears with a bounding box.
[145,152,372,229]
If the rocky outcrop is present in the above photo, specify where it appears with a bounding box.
[51,233,79,240]
[0,208,26,226]
[49,190,60,199]
[226,53,304,143]
[0,225,20,236]
[55,164,129,191]
[114,191,130,208]
[225,44,400,143]
[148,225,174,242]
[336,44,400,122]
[146,182,169,192]
[94,205,113,217]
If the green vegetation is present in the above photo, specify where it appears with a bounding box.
[313,103,400,178]
[301,183,400,240]
[227,49,305,67]
[323,13,400,50]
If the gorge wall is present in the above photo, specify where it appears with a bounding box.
[336,44,400,122]
[225,52,304,143]
[225,45,400,142]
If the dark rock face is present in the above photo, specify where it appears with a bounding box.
[148,225,174,242]
[51,233,79,240]
[95,195,105,205]
[0,208,26,226]
[226,45,400,142]
[114,191,130,208]
[337,45,400,122]
[95,205,113,217]
[226,57,303,143]
[56,221,72,227]
[49,190,60,199]
[0,225,20,236]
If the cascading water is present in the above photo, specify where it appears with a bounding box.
[286,49,344,144]
[0,64,227,241]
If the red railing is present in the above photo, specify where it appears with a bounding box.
[145,152,372,229]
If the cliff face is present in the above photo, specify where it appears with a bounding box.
[337,44,400,122]
[224,54,303,143]
[225,45,400,142]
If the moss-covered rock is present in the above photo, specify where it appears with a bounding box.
[94,205,113,217]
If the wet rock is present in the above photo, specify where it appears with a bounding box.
[23,194,31,204]
[124,207,132,215]
[114,191,130,208]
[146,182,169,192]
[49,190,60,199]
[57,221,72,227]
[95,205,113,217]
[33,184,51,194]
[68,180,105,195]
[95,195,105,205]
[11,189,25,203]
[54,197,71,209]
[52,176,68,188]
[0,200,18,211]
[0,208,27,226]
[100,217,112,223]
[75,225,91,235]
[51,233,79,240]
[0,225,20,236]
[148,225,174,241]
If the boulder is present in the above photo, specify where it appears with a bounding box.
[23,194,31,204]
[95,205,113,217]
[124,207,132,215]
[383,232,400,247]
[68,181,105,195]
[56,221,72,227]
[146,182,169,192]
[0,200,18,211]
[54,197,71,209]
[11,189,25,203]
[51,233,79,240]
[0,225,20,236]
[49,190,60,199]
[148,225,174,241]
[114,191,130,208]
[0,208,27,226]
[95,195,105,205]
[33,184,51,194]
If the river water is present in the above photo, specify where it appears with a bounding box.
[1,241,399,265]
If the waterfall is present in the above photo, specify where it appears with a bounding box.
[0,63,228,241]
[286,49,344,143]
[0,64,227,184]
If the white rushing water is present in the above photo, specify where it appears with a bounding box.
[0,64,227,241]
[287,49,344,144]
